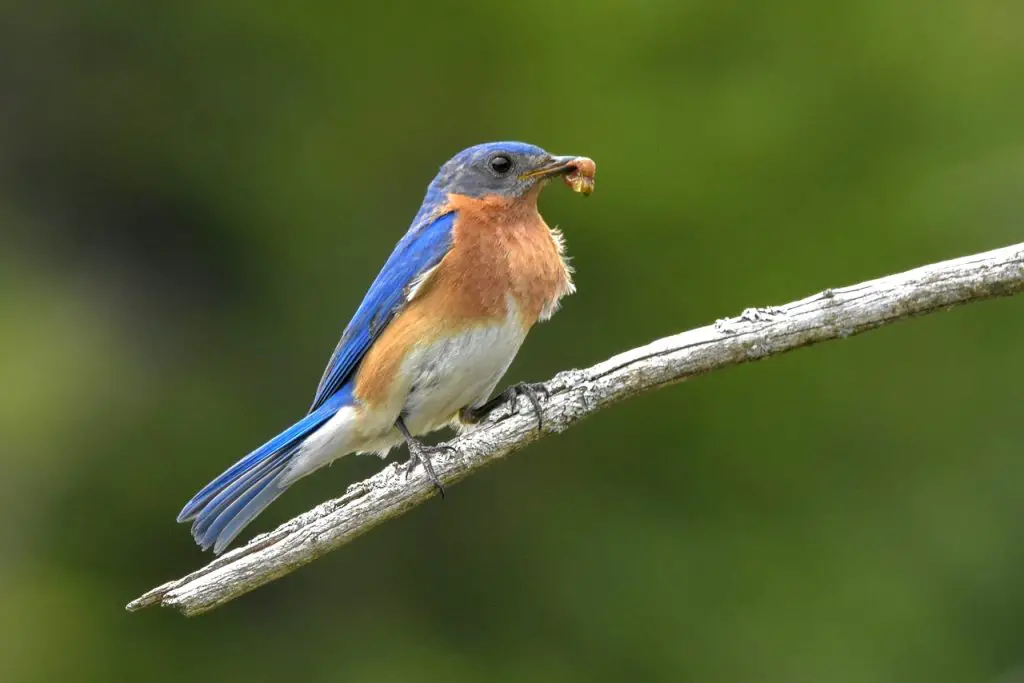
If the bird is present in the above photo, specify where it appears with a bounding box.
[177,141,596,553]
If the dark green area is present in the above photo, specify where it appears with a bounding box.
[3,2,1024,681]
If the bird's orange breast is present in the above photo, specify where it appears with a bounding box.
[436,192,575,326]
[352,192,573,409]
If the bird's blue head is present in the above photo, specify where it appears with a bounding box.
[427,141,594,201]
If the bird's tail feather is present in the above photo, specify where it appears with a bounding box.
[177,389,350,553]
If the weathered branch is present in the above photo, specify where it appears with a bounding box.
[128,242,1024,616]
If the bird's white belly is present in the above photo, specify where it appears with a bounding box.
[398,314,527,435]
[283,303,528,483]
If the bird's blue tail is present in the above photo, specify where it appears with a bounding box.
[177,388,352,554]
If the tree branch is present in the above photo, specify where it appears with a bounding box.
[128,242,1024,616]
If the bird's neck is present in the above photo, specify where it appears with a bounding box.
[445,192,540,229]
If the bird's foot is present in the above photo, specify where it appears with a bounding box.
[460,382,549,432]
[395,417,449,497]
[404,441,451,498]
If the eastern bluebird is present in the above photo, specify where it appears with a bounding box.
[177,142,596,553]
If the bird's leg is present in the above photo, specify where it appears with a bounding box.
[395,416,449,498]
[460,382,549,432]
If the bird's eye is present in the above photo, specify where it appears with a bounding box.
[489,154,513,175]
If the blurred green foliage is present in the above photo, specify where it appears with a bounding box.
[3,1,1024,681]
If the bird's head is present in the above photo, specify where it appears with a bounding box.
[430,141,595,202]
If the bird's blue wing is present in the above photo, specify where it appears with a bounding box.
[308,210,456,412]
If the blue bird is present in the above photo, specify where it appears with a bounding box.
[178,142,596,553]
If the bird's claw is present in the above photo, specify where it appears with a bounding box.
[505,382,549,431]
[405,443,453,498]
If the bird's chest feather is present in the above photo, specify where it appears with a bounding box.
[352,195,573,421]
[434,193,575,325]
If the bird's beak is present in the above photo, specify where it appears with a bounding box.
[520,155,596,195]
[521,156,579,180]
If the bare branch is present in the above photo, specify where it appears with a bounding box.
[128,242,1024,616]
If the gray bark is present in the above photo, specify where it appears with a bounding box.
[127,242,1024,616]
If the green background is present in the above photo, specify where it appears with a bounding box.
[4,1,1024,681]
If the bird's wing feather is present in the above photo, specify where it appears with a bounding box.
[308,210,456,412]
